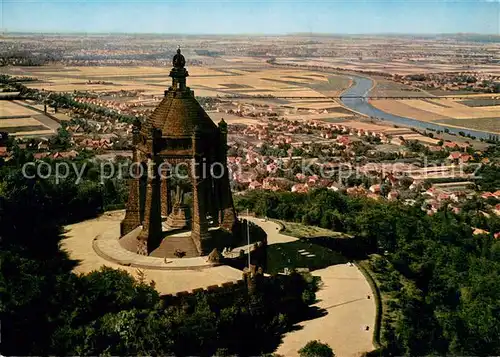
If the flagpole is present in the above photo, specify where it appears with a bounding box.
[247,208,250,269]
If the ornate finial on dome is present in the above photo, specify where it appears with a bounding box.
[173,47,185,69]
[169,47,189,92]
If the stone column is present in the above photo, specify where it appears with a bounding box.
[218,210,224,227]
[160,176,169,217]
[219,164,237,231]
[190,157,211,255]
[120,149,141,236]
[221,205,237,231]
[159,159,172,218]
[166,173,172,215]
[221,160,237,231]
[137,158,162,255]
[217,119,237,231]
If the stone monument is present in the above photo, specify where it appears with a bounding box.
[120,48,237,256]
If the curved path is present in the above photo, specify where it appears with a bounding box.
[244,217,376,357]
[275,264,375,357]
[244,216,298,245]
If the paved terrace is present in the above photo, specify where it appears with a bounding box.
[94,226,214,269]
[93,215,259,269]
[275,264,375,357]
[62,210,243,295]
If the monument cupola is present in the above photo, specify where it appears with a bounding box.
[121,48,237,257]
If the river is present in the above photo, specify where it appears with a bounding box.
[340,75,495,140]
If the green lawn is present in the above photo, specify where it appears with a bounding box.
[276,220,351,239]
[309,75,352,92]
[266,240,347,275]
[459,98,500,107]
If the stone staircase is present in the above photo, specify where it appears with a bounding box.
[150,234,199,258]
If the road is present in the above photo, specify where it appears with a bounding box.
[244,216,298,245]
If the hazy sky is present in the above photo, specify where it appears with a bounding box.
[1,0,499,34]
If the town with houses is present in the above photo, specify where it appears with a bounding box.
[1,88,500,241]
[393,72,500,93]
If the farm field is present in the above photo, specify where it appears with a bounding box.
[2,64,353,103]
[283,101,341,110]
[369,99,451,121]
[0,100,38,117]
[459,99,500,107]
[5,59,497,135]
[369,77,429,97]
[401,133,440,145]
[286,111,354,121]
[275,57,500,76]
[370,97,500,134]
[436,117,500,134]
[0,117,46,127]
[206,111,259,125]
[0,101,57,136]
[401,99,500,119]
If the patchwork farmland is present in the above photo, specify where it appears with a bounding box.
[0,100,60,137]
[2,61,354,115]
[370,97,500,134]
[2,45,499,135]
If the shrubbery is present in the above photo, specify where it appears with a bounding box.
[298,340,335,357]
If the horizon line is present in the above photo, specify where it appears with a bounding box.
[3,31,500,37]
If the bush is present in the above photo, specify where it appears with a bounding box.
[298,340,335,357]
[301,290,316,305]
[369,256,388,273]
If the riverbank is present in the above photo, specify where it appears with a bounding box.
[267,60,497,140]
[340,75,497,140]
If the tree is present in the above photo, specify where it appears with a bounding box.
[298,340,335,357]
[52,125,71,150]
[399,176,414,190]
[380,183,391,197]
[234,190,500,356]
